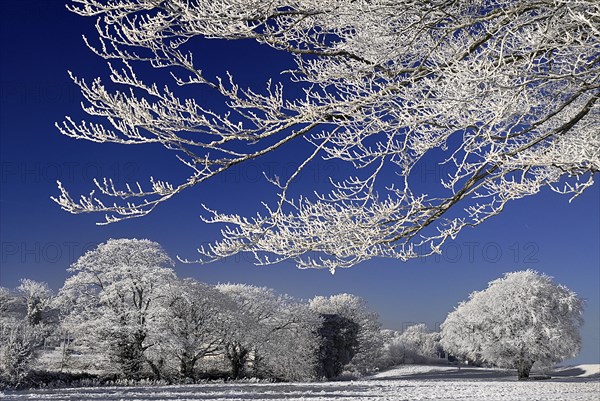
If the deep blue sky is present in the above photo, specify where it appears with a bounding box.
[1,1,598,364]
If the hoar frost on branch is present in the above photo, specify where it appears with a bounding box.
[53,0,600,271]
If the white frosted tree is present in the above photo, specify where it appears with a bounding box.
[57,238,177,378]
[259,311,320,382]
[216,284,320,380]
[16,279,54,326]
[0,321,46,386]
[149,278,237,380]
[399,324,441,360]
[54,0,599,271]
[0,282,53,386]
[380,324,441,366]
[0,287,13,316]
[309,293,382,374]
[440,270,584,379]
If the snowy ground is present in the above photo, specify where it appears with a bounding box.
[2,365,598,401]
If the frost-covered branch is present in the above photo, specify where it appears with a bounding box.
[56,0,599,271]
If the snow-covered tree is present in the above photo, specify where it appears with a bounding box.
[258,300,320,382]
[400,324,441,360]
[149,279,236,379]
[0,320,46,386]
[0,287,11,315]
[309,294,382,374]
[216,284,320,380]
[54,0,599,271]
[379,325,441,367]
[440,270,584,379]
[0,283,55,386]
[57,238,176,378]
[16,279,53,326]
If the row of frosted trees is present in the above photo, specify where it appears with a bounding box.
[0,239,584,387]
[0,239,389,386]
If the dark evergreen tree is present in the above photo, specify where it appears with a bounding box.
[315,314,359,379]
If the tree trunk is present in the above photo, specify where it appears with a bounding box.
[146,358,164,381]
[226,343,248,379]
[179,353,198,379]
[251,348,263,377]
[517,359,534,380]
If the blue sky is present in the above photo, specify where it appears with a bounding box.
[1,1,598,364]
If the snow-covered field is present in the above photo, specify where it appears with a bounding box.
[2,365,598,401]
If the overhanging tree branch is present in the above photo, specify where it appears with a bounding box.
[55,0,599,271]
